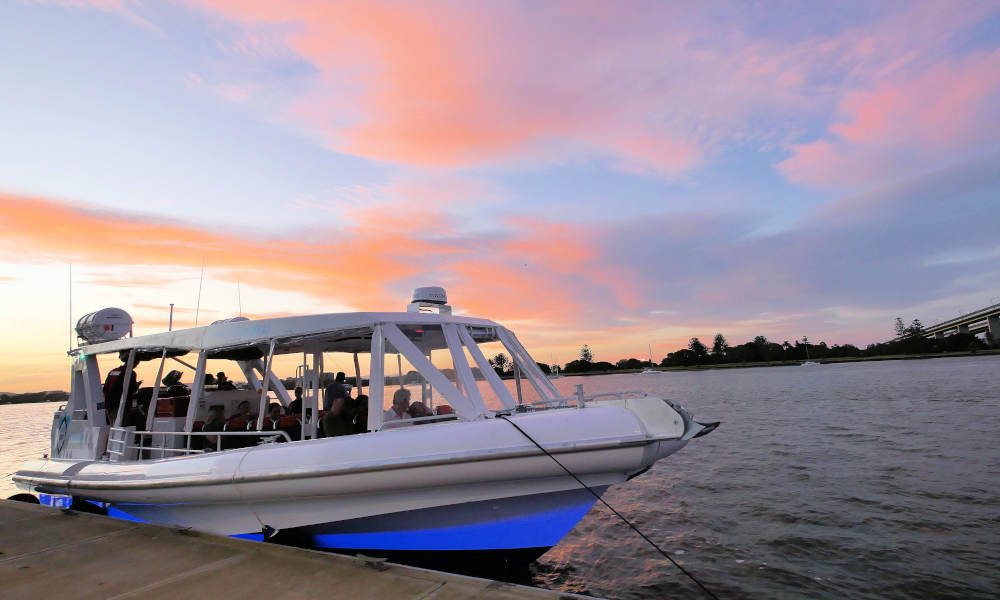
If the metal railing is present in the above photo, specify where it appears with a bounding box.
[527,387,649,409]
[108,427,292,461]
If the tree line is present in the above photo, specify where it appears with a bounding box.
[532,317,994,374]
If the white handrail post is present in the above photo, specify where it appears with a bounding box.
[353,352,362,396]
[146,349,168,431]
[257,339,276,431]
[184,352,207,433]
[368,325,384,432]
[113,348,137,428]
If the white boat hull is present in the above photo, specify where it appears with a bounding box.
[16,402,694,555]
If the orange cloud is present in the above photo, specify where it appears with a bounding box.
[0,192,648,329]
[179,0,705,176]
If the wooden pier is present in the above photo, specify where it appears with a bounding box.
[0,500,593,599]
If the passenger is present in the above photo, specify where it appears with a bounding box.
[319,392,353,438]
[202,405,226,450]
[265,402,282,428]
[102,355,140,425]
[408,401,431,419]
[383,389,412,423]
[216,371,236,391]
[230,400,255,425]
[324,372,349,411]
[161,370,188,397]
[287,386,303,415]
[204,373,217,387]
[353,394,369,433]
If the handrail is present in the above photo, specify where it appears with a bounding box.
[110,428,292,460]
[529,390,649,408]
[379,414,459,430]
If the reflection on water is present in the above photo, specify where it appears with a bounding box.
[3,355,999,599]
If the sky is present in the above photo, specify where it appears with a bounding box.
[1,1,999,392]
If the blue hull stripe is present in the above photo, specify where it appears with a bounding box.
[311,498,597,551]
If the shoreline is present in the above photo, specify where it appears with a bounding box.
[4,350,998,398]
[556,348,1000,377]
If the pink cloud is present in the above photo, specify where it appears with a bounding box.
[780,49,1000,188]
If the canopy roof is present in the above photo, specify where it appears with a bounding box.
[71,311,503,359]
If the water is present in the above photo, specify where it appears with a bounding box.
[3,356,998,598]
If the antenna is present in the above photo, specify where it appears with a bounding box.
[168,303,174,331]
[195,257,205,327]
[68,262,73,352]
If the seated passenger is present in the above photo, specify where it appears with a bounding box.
[216,371,236,391]
[383,389,412,423]
[264,402,282,429]
[287,386,303,415]
[202,405,226,450]
[353,394,369,434]
[408,401,431,420]
[230,400,255,426]
[319,393,353,438]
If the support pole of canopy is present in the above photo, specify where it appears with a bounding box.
[383,323,479,419]
[367,325,384,432]
[457,326,516,409]
[145,348,168,431]
[113,348,137,428]
[184,352,206,434]
[397,354,403,389]
[353,352,362,396]
[256,339,276,431]
[442,323,485,410]
[498,328,558,400]
[513,362,523,407]
[82,355,104,424]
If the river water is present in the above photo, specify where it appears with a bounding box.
[2,355,998,599]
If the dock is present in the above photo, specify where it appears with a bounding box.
[0,500,595,599]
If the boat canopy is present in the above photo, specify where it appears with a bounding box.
[70,312,504,358]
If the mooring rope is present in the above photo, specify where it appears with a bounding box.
[497,415,720,600]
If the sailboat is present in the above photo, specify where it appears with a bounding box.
[801,339,820,366]
[640,344,660,374]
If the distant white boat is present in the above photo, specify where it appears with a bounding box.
[801,341,820,366]
[640,344,661,374]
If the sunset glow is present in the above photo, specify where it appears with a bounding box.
[1,1,998,391]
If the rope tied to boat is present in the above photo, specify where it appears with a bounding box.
[497,415,720,600]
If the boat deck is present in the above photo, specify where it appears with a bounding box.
[0,500,598,600]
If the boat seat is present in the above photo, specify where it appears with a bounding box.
[156,398,174,417]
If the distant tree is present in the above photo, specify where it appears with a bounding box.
[753,335,768,346]
[688,337,707,363]
[536,362,551,375]
[711,333,728,356]
[579,344,593,363]
[894,317,907,338]
[616,357,644,370]
[908,319,924,336]
[489,353,510,375]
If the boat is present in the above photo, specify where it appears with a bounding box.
[640,344,661,374]
[800,340,820,366]
[13,287,718,564]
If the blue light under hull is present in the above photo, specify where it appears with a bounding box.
[41,487,605,552]
[310,498,597,551]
